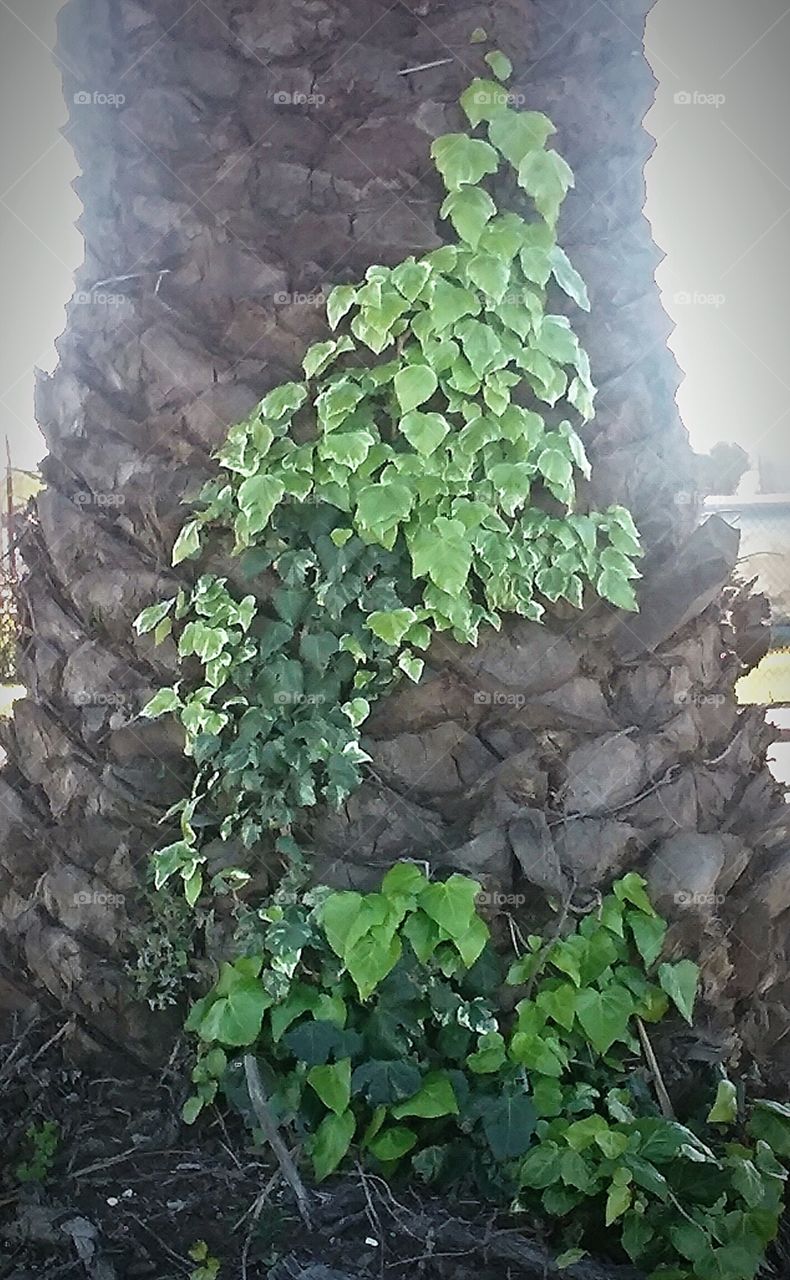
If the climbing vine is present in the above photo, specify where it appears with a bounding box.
[136,61,643,901]
[131,48,787,1280]
[183,866,786,1279]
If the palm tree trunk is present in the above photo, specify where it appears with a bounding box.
[0,0,786,1069]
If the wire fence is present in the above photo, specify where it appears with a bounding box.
[705,496,790,630]
[0,573,15,684]
[705,496,790,710]
[0,447,29,685]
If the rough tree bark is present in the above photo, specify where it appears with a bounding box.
[0,0,787,1070]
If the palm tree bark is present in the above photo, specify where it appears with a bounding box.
[0,0,787,1069]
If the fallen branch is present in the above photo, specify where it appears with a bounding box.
[636,1016,675,1120]
[243,1053,314,1229]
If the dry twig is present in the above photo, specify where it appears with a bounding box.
[239,1168,281,1280]
[398,58,452,75]
[243,1054,313,1229]
[636,1016,675,1119]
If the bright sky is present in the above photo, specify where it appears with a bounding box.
[0,0,79,470]
[645,0,790,476]
[0,1,789,479]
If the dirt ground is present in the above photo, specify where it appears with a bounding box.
[0,1014,786,1280]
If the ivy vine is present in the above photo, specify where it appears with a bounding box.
[183,866,787,1280]
[136,61,643,902]
[130,47,787,1280]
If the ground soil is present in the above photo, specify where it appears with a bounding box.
[0,1015,786,1280]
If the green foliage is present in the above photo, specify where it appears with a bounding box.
[183,867,786,1279]
[126,889,205,1010]
[137,69,643,897]
[130,52,783,1280]
[188,1241,221,1280]
[14,1120,59,1184]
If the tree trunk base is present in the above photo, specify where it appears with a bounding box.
[0,0,787,1079]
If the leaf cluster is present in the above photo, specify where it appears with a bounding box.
[183,866,786,1279]
[14,1120,60,1185]
[136,67,642,899]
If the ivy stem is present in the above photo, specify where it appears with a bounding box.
[523,877,577,1002]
